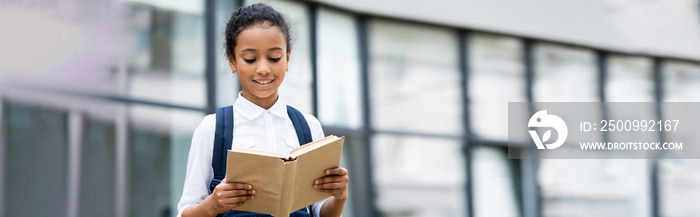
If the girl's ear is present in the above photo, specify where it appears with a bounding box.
[226,51,237,73]
[285,49,291,71]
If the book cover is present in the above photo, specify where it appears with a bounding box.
[224,135,344,217]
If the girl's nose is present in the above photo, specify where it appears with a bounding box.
[256,60,271,75]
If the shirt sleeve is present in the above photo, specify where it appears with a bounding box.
[312,198,329,217]
[177,115,216,217]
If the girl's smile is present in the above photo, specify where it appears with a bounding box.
[253,78,274,89]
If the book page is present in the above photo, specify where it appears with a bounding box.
[225,149,286,215]
[289,135,336,159]
[231,147,288,159]
[290,136,344,211]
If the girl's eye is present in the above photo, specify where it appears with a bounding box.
[269,58,281,62]
[243,59,256,63]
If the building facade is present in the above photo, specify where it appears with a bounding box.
[2,0,700,216]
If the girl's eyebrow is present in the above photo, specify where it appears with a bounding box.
[240,47,284,53]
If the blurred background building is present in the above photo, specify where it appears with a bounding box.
[2,0,700,216]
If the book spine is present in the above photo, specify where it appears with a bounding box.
[277,160,298,217]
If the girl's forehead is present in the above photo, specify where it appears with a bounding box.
[236,26,287,51]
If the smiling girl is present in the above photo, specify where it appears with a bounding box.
[177,3,348,217]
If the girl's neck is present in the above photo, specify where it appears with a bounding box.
[242,92,278,110]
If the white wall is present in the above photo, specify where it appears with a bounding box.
[316,0,700,60]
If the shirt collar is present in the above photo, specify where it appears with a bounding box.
[234,92,288,120]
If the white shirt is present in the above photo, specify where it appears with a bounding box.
[177,94,327,217]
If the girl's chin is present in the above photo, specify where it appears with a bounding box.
[244,91,277,100]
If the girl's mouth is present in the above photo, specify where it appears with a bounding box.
[253,79,274,88]
[254,79,273,84]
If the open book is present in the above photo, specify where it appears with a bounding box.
[225,135,344,217]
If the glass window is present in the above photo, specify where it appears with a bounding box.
[661,62,700,160]
[369,20,462,135]
[469,33,526,141]
[605,55,657,153]
[659,159,700,216]
[215,0,240,108]
[663,61,700,102]
[472,146,520,217]
[539,159,651,217]
[128,105,204,216]
[606,55,654,102]
[128,123,171,217]
[316,8,362,129]
[125,2,207,107]
[532,43,602,147]
[0,1,208,108]
[4,102,69,217]
[0,0,208,109]
[659,61,700,216]
[535,46,651,217]
[0,1,120,95]
[533,43,598,102]
[372,134,466,216]
[338,137,356,217]
[321,132,366,217]
[246,0,314,114]
[80,117,116,217]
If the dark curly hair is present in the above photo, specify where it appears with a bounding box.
[225,3,292,60]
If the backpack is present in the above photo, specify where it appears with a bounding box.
[208,105,314,217]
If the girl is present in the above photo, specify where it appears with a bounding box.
[177,3,349,217]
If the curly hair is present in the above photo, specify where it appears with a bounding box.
[225,3,292,60]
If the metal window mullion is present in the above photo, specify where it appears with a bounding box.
[115,107,129,217]
[458,30,475,217]
[67,111,84,217]
[525,40,535,104]
[0,99,4,217]
[357,15,377,217]
[650,57,664,217]
[205,0,218,114]
[597,51,608,103]
[236,0,245,95]
[522,39,541,217]
[597,51,611,143]
[309,3,319,117]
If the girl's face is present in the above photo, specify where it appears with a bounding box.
[228,25,289,108]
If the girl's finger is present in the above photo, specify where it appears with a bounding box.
[220,190,256,198]
[324,167,348,175]
[315,176,349,185]
[314,182,345,190]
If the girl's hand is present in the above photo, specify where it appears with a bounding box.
[206,180,256,215]
[313,167,349,200]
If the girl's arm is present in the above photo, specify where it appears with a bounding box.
[183,182,256,217]
[178,115,255,217]
[314,167,349,217]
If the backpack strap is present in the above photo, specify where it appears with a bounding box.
[286,105,313,145]
[286,105,315,216]
[209,106,234,193]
